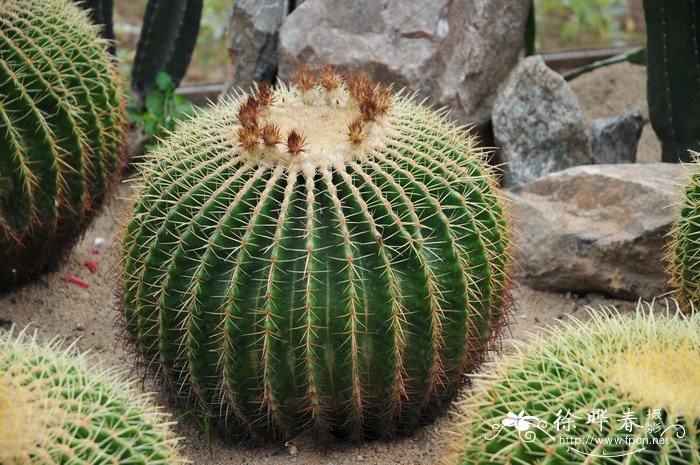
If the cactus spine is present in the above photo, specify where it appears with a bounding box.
[0,328,186,464]
[0,0,125,289]
[120,67,512,441]
[451,304,700,465]
[669,161,700,312]
[131,0,203,99]
[644,0,700,162]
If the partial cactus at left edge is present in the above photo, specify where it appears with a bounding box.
[450,304,700,465]
[0,0,125,289]
[669,160,700,312]
[0,328,186,465]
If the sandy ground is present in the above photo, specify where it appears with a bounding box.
[0,180,639,465]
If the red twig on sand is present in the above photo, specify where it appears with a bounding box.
[85,261,98,274]
[66,275,89,289]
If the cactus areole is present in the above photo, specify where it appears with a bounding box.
[121,66,511,441]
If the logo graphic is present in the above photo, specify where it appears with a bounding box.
[485,408,687,459]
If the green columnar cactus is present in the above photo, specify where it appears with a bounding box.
[120,67,512,441]
[131,0,203,99]
[0,0,125,289]
[0,328,186,464]
[72,0,115,55]
[644,0,700,162]
[669,162,700,312]
[451,304,700,464]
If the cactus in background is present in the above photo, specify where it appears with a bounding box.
[0,0,125,289]
[0,328,186,464]
[131,0,203,99]
[120,67,512,441]
[72,0,115,55]
[644,0,700,162]
[451,304,700,464]
[669,161,700,312]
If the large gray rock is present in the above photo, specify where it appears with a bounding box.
[278,0,531,126]
[589,111,645,164]
[221,0,290,99]
[493,56,593,186]
[510,163,686,300]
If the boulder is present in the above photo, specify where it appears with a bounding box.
[509,163,686,300]
[278,0,531,126]
[220,0,290,100]
[569,61,662,163]
[493,56,593,186]
[589,111,645,164]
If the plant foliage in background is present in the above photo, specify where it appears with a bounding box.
[644,0,700,163]
[120,68,512,441]
[0,328,186,464]
[452,304,700,464]
[128,71,195,152]
[669,159,700,312]
[536,0,641,50]
[0,0,125,289]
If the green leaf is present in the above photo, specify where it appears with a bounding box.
[145,89,165,117]
[156,71,175,91]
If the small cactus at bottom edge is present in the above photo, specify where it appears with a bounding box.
[668,156,700,312]
[449,302,700,465]
[119,66,513,442]
[0,327,187,465]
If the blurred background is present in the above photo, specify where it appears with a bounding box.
[112,0,647,86]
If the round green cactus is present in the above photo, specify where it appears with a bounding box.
[451,304,700,464]
[669,161,700,312]
[0,328,186,464]
[120,67,511,441]
[0,0,125,288]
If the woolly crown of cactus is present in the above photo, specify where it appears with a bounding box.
[120,66,512,441]
[0,0,125,289]
[669,157,700,312]
[0,328,186,464]
[451,302,700,465]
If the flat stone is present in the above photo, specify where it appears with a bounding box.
[509,163,686,299]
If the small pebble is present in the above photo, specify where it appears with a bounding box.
[520,314,528,319]
[356,455,364,462]
[288,445,298,457]
[94,237,106,247]
[76,324,84,331]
